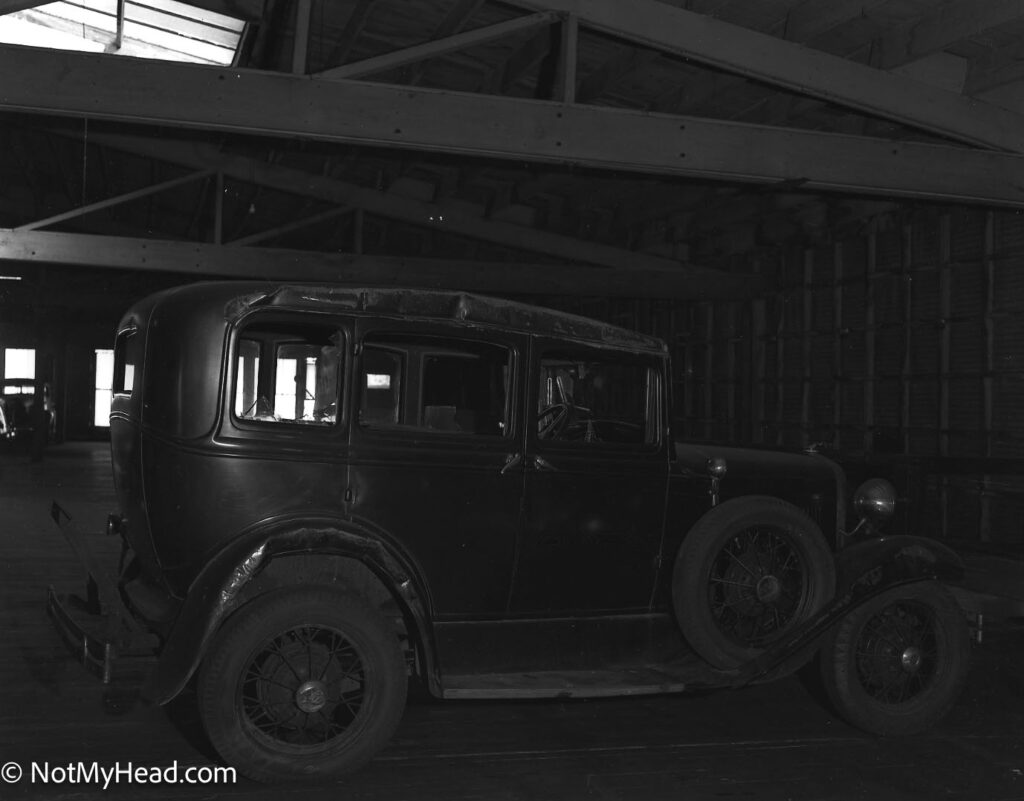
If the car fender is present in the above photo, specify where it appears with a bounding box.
[731,535,965,685]
[142,517,437,704]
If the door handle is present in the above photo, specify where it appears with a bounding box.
[500,452,523,475]
[531,455,558,472]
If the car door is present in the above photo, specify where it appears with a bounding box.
[347,319,526,619]
[509,339,670,615]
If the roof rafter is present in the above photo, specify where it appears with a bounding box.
[505,0,1024,152]
[877,0,1024,69]
[6,47,1024,207]
[316,11,559,80]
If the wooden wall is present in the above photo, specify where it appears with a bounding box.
[556,206,1024,545]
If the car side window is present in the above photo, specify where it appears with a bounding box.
[234,320,344,427]
[537,351,657,447]
[359,334,510,437]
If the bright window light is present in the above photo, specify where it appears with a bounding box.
[0,1,245,65]
[4,348,35,380]
[95,348,114,427]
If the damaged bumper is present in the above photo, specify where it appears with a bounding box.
[46,502,159,683]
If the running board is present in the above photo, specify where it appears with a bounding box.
[441,665,719,700]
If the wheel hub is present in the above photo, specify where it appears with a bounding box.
[900,645,923,673]
[755,574,782,603]
[294,680,329,714]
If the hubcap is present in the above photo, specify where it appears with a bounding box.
[755,574,781,603]
[901,646,922,673]
[295,680,328,713]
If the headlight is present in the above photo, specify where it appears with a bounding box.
[853,478,896,523]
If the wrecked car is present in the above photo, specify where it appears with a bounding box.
[48,282,971,782]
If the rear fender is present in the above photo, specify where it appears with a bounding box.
[143,521,436,704]
[733,535,965,685]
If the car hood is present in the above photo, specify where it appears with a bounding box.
[674,441,844,506]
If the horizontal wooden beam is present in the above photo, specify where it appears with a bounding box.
[317,12,558,79]
[19,47,1024,208]
[0,229,759,299]
[506,0,1024,152]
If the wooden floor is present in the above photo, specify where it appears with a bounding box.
[2,442,1024,800]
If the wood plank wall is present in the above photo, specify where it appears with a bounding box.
[556,206,1024,545]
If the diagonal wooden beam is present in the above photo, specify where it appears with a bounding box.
[75,129,729,276]
[408,0,485,86]
[322,0,377,68]
[877,0,1024,70]
[781,0,893,43]
[230,206,351,246]
[0,229,760,298]
[15,169,213,231]
[504,0,1024,152]
[317,12,558,80]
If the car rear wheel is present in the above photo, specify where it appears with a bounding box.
[819,581,969,735]
[673,496,836,669]
[198,587,407,782]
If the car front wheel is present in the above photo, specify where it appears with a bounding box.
[819,581,969,735]
[197,587,408,782]
[673,496,836,669]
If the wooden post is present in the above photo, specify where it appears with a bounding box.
[981,211,996,542]
[864,231,877,453]
[727,302,737,441]
[833,242,844,450]
[557,13,579,104]
[775,285,786,447]
[292,0,312,75]
[751,295,766,446]
[938,214,951,539]
[801,248,813,447]
[901,223,913,454]
[704,305,714,441]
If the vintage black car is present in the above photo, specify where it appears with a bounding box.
[48,282,971,783]
[3,379,57,443]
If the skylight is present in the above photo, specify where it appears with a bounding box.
[0,0,244,65]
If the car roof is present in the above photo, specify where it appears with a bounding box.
[155,282,669,354]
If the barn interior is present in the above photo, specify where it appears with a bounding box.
[2,0,1024,798]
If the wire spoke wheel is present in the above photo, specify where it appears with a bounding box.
[853,601,939,705]
[241,624,367,748]
[674,497,835,669]
[820,581,969,736]
[707,526,806,648]
[199,588,407,782]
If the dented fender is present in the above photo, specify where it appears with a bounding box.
[143,521,436,705]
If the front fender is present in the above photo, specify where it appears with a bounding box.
[143,520,436,704]
[732,535,965,685]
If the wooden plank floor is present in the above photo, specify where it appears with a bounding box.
[2,442,1023,800]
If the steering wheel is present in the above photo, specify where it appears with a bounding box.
[537,403,570,439]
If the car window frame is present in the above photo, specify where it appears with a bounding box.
[528,338,666,456]
[352,320,521,445]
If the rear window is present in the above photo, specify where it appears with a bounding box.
[113,326,142,397]
[233,320,344,427]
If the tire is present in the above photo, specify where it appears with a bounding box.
[197,587,408,783]
[672,496,836,669]
[820,581,969,736]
